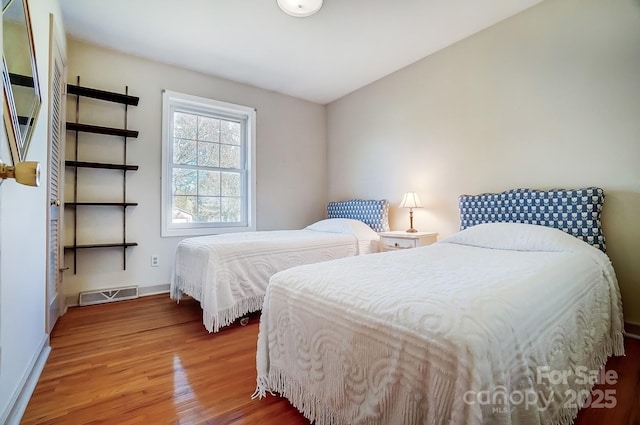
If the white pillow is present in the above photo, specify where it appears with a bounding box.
[441,222,593,253]
[305,218,379,241]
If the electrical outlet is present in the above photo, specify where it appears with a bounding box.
[150,255,159,267]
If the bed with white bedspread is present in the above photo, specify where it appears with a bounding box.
[254,188,625,425]
[171,199,389,332]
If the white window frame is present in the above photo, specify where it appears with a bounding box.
[161,90,256,237]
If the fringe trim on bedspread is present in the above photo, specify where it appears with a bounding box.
[253,330,626,425]
[172,276,264,333]
[170,282,183,301]
[171,276,203,302]
[253,369,450,425]
[204,295,265,333]
[251,375,272,399]
[254,368,340,425]
[549,330,625,425]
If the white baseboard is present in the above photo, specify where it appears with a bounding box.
[139,284,171,297]
[48,293,60,334]
[1,336,51,425]
[65,284,170,308]
[624,321,640,340]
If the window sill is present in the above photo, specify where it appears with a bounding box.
[162,224,256,238]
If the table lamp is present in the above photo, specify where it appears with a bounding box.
[399,192,423,233]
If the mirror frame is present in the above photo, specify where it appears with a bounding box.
[2,0,41,163]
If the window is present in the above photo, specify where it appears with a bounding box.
[161,90,256,237]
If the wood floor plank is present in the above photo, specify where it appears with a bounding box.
[21,295,640,424]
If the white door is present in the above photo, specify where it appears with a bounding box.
[46,15,66,333]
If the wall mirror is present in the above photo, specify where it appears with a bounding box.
[2,0,41,163]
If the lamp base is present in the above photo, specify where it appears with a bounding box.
[406,228,418,233]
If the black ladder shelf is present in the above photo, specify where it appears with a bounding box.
[65,76,140,274]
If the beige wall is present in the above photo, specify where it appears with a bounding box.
[327,0,640,323]
[63,38,327,297]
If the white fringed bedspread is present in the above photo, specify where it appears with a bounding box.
[255,223,624,425]
[171,222,378,332]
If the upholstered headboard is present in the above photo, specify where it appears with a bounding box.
[327,199,390,233]
[459,187,606,252]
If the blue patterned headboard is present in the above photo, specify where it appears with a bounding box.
[459,187,606,252]
[327,199,390,232]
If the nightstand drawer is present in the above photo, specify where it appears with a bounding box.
[378,231,438,252]
[381,237,416,250]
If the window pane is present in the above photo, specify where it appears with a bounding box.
[172,195,196,223]
[163,91,254,236]
[197,141,219,167]
[198,170,221,196]
[173,138,197,165]
[220,120,241,146]
[173,168,197,195]
[196,197,221,223]
[221,197,241,222]
[198,116,219,142]
[220,144,240,169]
[174,112,197,139]
[221,172,240,196]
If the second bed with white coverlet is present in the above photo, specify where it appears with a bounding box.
[255,222,624,425]
[172,217,381,332]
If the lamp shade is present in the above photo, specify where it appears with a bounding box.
[277,0,323,17]
[399,192,423,209]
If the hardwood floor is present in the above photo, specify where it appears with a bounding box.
[22,295,640,424]
[22,295,307,425]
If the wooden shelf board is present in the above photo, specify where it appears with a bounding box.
[66,122,138,138]
[65,202,138,207]
[65,160,139,171]
[67,84,139,106]
[64,242,138,250]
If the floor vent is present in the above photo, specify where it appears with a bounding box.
[79,286,139,306]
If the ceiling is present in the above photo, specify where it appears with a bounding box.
[59,0,543,105]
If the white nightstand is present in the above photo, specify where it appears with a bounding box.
[378,231,438,252]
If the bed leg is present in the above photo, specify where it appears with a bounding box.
[239,317,249,326]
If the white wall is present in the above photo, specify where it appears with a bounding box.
[63,38,327,298]
[327,0,640,323]
[0,1,65,423]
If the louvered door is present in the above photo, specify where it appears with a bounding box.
[47,20,66,333]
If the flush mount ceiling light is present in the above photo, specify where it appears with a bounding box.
[277,0,323,17]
